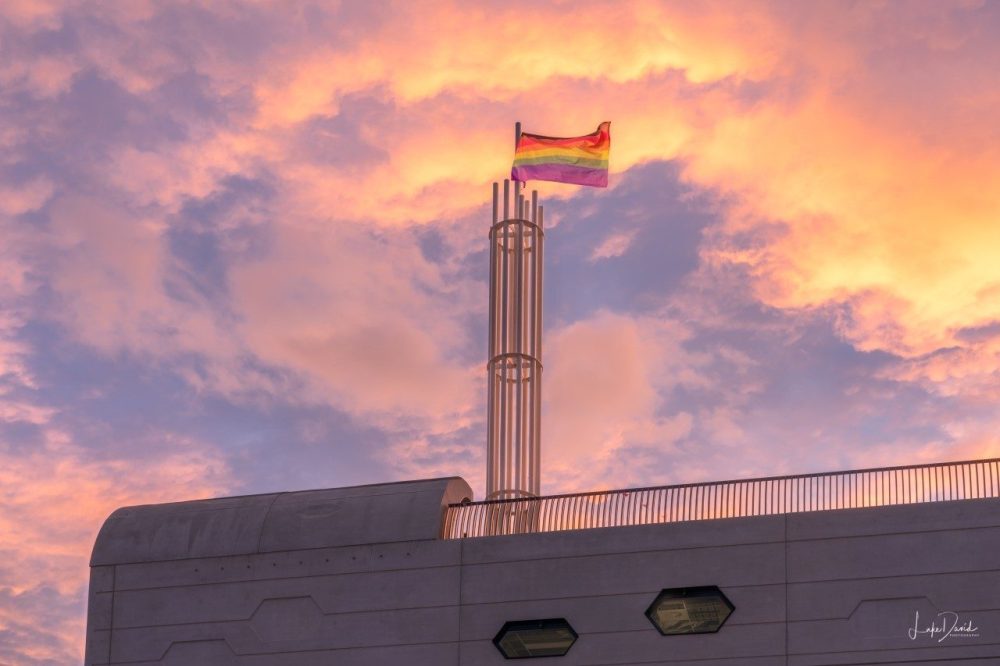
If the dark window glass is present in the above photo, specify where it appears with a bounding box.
[493,618,578,659]
[645,586,734,635]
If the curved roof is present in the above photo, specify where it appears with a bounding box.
[91,477,473,566]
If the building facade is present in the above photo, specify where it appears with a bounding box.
[86,469,1000,665]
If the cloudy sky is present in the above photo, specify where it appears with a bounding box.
[1,0,999,662]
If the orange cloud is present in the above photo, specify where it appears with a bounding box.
[690,86,1000,357]
[251,1,779,127]
[92,1,777,225]
[25,0,993,483]
[14,0,993,455]
[84,0,989,372]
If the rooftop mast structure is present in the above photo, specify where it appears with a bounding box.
[486,122,543,500]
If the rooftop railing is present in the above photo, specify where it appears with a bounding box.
[441,458,1000,539]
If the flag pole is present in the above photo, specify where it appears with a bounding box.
[514,121,522,196]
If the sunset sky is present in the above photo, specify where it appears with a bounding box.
[2,0,999,662]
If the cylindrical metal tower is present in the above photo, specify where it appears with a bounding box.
[486,179,543,499]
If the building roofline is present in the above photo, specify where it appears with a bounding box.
[91,476,473,566]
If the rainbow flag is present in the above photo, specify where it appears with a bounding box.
[511,122,610,187]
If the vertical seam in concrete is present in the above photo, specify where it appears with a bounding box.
[255,492,286,553]
[106,565,116,665]
[784,515,789,666]
[457,538,465,666]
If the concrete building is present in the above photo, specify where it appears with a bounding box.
[85,460,1000,665]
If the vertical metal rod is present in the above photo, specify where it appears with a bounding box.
[488,126,543,501]
[513,213,524,495]
[529,194,537,495]
[498,183,509,498]
[534,205,544,496]
[529,194,537,496]
[487,183,498,495]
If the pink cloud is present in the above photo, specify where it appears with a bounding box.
[0,178,53,217]
[0,218,36,392]
[229,223,480,425]
[886,335,1000,401]
[0,0,64,30]
[0,423,232,663]
[0,55,77,99]
[543,311,700,491]
[44,191,484,431]
[46,194,229,360]
[589,229,638,261]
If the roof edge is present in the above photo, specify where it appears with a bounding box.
[91,477,473,566]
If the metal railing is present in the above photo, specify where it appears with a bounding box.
[441,458,1000,539]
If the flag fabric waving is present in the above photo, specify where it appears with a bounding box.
[511,122,610,187]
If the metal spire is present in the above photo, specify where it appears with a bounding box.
[486,153,544,499]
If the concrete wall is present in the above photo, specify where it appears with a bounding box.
[86,480,1000,665]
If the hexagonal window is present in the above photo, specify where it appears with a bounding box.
[645,586,734,635]
[493,618,578,659]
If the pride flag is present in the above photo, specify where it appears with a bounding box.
[511,122,610,187]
